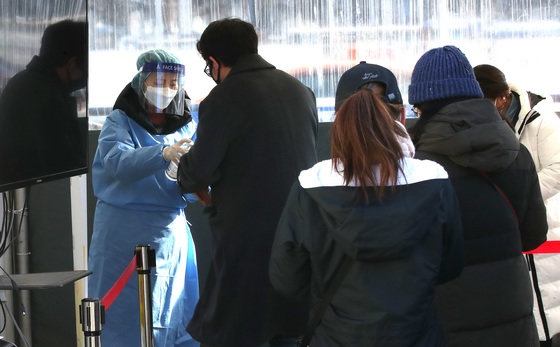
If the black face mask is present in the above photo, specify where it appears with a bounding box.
[69,76,87,91]
[505,92,521,125]
[64,62,87,91]
[212,62,221,85]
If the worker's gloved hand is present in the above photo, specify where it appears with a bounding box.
[163,138,193,164]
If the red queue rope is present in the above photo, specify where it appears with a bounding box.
[524,241,560,254]
[92,240,555,310]
[101,255,138,310]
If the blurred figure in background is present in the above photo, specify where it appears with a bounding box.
[475,64,560,347]
[409,45,547,347]
[88,49,199,347]
[0,19,87,185]
[270,88,464,346]
[177,18,318,347]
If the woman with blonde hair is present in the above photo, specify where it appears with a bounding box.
[269,89,464,346]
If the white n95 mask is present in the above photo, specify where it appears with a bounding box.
[144,86,177,110]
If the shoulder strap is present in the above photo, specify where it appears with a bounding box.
[479,170,552,342]
[479,171,518,224]
[299,257,354,347]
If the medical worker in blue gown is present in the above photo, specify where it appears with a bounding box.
[88,49,199,347]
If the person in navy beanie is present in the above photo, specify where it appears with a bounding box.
[410,45,548,347]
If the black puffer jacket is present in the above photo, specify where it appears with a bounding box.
[414,98,548,347]
[270,156,464,346]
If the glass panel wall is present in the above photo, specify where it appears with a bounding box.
[89,0,560,125]
[0,1,88,190]
[0,3,87,345]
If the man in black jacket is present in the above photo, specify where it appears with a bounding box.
[0,20,87,189]
[177,18,318,347]
[409,45,547,347]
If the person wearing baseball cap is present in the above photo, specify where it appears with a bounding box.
[335,61,405,124]
[410,45,547,346]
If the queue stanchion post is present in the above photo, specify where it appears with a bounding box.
[80,298,104,347]
[135,245,156,347]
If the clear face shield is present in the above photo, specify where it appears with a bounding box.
[139,62,187,116]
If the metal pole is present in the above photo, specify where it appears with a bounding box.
[71,174,89,347]
[79,298,104,347]
[0,192,16,344]
[0,291,30,347]
[136,245,155,347]
[14,188,31,345]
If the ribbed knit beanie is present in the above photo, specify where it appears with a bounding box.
[408,45,483,105]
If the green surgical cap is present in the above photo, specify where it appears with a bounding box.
[131,49,182,96]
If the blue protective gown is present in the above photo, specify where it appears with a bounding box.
[88,109,199,347]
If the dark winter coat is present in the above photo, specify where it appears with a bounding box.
[414,98,548,347]
[269,156,464,347]
[177,53,318,346]
[0,55,85,187]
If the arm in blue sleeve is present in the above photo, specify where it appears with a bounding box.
[96,115,167,181]
[184,193,199,203]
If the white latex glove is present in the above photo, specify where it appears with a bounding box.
[163,138,193,164]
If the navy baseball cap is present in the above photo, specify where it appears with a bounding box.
[335,61,403,111]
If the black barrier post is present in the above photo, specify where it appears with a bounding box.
[135,245,156,347]
[80,298,105,347]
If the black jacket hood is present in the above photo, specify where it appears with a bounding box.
[416,99,520,172]
[299,158,451,262]
[26,56,69,92]
[113,83,191,135]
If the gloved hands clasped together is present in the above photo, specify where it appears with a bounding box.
[163,138,193,164]
[163,138,192,181]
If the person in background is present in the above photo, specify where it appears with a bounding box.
[315,61,415,161]
[409,45,548,347]
[474,64,560,346]
[88,49,199,347]
[177,18,318,347]
[335,61,406,125]
[269,88,464,346]
[0,19,87,185]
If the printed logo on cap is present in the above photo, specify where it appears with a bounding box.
[363,72,379,80]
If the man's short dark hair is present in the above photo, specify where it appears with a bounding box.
[196,18,258,67]
[40,20,87,69]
